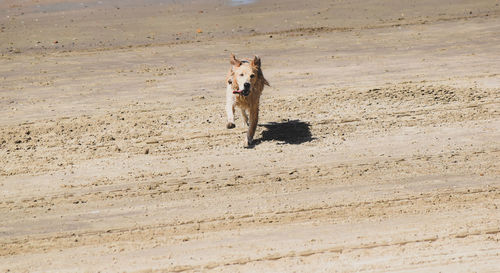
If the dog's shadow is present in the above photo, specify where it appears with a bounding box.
[255,119,313,145]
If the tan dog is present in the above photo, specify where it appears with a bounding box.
[226,54,269,147]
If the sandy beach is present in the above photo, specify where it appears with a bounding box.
[1,0,499,271]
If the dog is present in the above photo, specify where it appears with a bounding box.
[225,53,269,147]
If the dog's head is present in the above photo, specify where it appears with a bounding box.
[230,54,262,96]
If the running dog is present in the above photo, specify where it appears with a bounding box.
[225,53,269,147]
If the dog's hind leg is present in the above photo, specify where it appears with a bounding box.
[245,105,259,148]
[241,109,249,126]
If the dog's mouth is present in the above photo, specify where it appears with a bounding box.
[233,89,250,96]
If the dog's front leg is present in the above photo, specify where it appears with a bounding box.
[245,105,259,148]
[226,85,236,129]
[241,109,249,126]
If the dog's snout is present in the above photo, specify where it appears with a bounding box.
[244,82,251,89]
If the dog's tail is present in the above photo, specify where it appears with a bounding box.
[258,70,270,87]
[264,77,270,87]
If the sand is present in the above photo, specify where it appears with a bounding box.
[1,0,499,271]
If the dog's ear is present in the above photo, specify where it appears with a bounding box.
[230,53,241,67]
[231,72,239,90]
[251,55,261,68]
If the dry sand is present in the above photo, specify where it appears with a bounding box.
[1,0,500,272]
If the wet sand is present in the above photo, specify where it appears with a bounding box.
[1,0,499,271]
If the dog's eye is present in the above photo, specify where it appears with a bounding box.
[250,74,255,78]
[240,73,244,77]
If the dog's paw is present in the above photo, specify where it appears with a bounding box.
[243,139,254,149]
[226,122,235,129]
